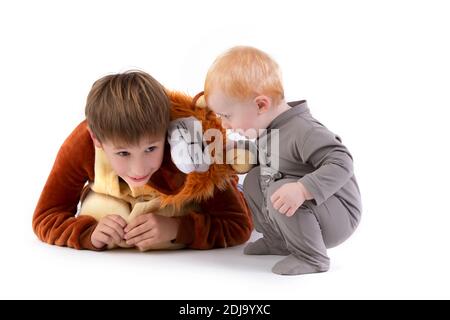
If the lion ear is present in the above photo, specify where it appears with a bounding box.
[195,95,207,108]
[193,91,207,108]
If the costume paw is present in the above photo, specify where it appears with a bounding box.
[226,139,257,174]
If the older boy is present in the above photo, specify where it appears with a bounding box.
[204,47,362,275]
[33,70,252,251]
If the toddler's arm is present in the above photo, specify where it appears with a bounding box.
[298,127,354,206]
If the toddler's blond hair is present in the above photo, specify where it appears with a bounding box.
[205,46,284,105]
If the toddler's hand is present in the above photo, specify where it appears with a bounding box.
[91,215,127,249]
[270,182,312,217]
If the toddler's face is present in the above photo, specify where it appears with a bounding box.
[98,136,166,188]
[206,90,261,139]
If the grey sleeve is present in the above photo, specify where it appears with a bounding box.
[297,127,354,206]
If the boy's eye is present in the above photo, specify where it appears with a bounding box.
[146,146,157,153]
[218,114,231,120]
[116,151,130,157]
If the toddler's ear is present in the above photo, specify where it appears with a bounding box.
[255,95,271,114]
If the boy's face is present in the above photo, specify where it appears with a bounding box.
[91,132,166,188]
[206,89,271,139]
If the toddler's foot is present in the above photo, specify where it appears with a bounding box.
[272,254,329,275]
[244,238,289,255]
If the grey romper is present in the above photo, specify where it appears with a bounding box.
[243,100,362,274]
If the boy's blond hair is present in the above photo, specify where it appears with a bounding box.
[85,70,170,145]
[204,46,284,105]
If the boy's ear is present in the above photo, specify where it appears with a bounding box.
[87,126,103,148]
[254,95,271,114]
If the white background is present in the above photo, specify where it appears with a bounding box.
[1,0,449,299]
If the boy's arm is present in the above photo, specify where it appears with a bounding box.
[297,126,355,206]
[32,121,100,250]
[173,177,253,249]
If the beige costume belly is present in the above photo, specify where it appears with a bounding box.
[79,190,190,250]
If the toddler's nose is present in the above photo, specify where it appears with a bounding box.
[221,120,231,130]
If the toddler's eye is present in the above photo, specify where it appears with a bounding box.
[218,113,231,120]
[146,146,157,153]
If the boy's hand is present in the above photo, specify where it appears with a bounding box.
[270,182,313,217]
[91,215,127,249]
[124,213,181,251]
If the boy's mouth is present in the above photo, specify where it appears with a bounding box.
[129,174,150,182]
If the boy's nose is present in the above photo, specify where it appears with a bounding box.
[130,160,148,177]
